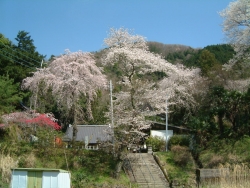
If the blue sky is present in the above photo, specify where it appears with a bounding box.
[1,0,232,58]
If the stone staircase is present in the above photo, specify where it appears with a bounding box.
[124,153,169,188]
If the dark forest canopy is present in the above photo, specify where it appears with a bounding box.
[147,41,235,68]
[0,31,45,83]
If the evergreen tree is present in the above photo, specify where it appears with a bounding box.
[0,75,23,114]
[198,50,218,76]
[0,31,45,83]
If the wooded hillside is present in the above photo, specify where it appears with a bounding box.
[1,7,250,185]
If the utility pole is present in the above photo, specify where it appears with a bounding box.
[110,80,115,154]
[166,95,168,151]
[40,59,43,68]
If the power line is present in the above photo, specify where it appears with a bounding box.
[0,40,42,64]
[0,48,38,68]
[0,51,35,69]
[0,40,42,63]
[0,52,33,68]
[0,49,36,67]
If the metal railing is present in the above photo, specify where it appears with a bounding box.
[123,154,137,182]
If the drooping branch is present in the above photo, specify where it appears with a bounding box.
[22,50,108,124]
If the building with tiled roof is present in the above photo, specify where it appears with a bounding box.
[63,125,112,150]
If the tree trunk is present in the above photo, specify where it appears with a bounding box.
[218,114,224,136]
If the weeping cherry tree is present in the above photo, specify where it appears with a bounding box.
[22,50,108,126]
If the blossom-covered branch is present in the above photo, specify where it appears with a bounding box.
[22,51,108,124]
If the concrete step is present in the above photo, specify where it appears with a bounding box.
[137,182,170,188]
[125,153,169,187]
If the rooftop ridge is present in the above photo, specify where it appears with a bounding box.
[76,125,110,127]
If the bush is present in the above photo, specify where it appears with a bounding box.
[207,155,224,168]
[18,153,36,168]
[146,136,166,152]
[168,135,190,149]
[171,145,191,166]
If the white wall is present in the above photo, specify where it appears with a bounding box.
[42,172,59,188]
[42,171,70,188]
[11,171,27,188]
[150,130,173,141]
[58,172,71,188]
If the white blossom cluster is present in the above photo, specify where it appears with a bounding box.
[103,28,201,136]
[225,78,250,92]
[1,112,58,125]
[104,27,148,49]
[22,51,108,120]
[220,0,250,69]
[220,0,250,46]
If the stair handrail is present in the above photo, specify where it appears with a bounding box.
[139,152,156,187]
[124,154,136,182]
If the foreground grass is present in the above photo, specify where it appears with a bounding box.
[3,125,250,187]
[0,142,134,188]
[199,164,250,188]
[154,136,250,187]
[0,146,136,187]
[0,125,136,187]
[197,136,250,187]
[199,136,250,168]
[0,174,9,188]
[155,149,196,187]
[71,171,137,188]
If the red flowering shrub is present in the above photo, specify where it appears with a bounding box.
[1,112,61,130]
[24,114,61,130]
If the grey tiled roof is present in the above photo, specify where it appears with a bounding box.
[63,125,112,143]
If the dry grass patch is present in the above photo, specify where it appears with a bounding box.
[0,154,17,184]
[207,155,224,168]
[201,163,250,188]
[18,152,36,168]
[171,145,191,166]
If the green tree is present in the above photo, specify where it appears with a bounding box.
[0,31,45,83]
[14,30,45,68]
[204,44,234,64]
[209,87,228,135]
[0,75,23,114]
[198,50,218,76]
[15,31,35,52]
[187,83,250,146]
[0,34,14,76]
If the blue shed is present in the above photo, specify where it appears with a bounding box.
[11,168,71,188]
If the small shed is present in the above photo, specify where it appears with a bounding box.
[11,168,71,188]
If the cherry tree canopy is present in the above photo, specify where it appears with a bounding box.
[147,65,201,113]
[220,0,250,69]
[102,28,201,140]
[22,50,108,123]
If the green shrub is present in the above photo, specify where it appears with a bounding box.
[168,135,190,149]
[18,141,33,154]
[146,136,166,152]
